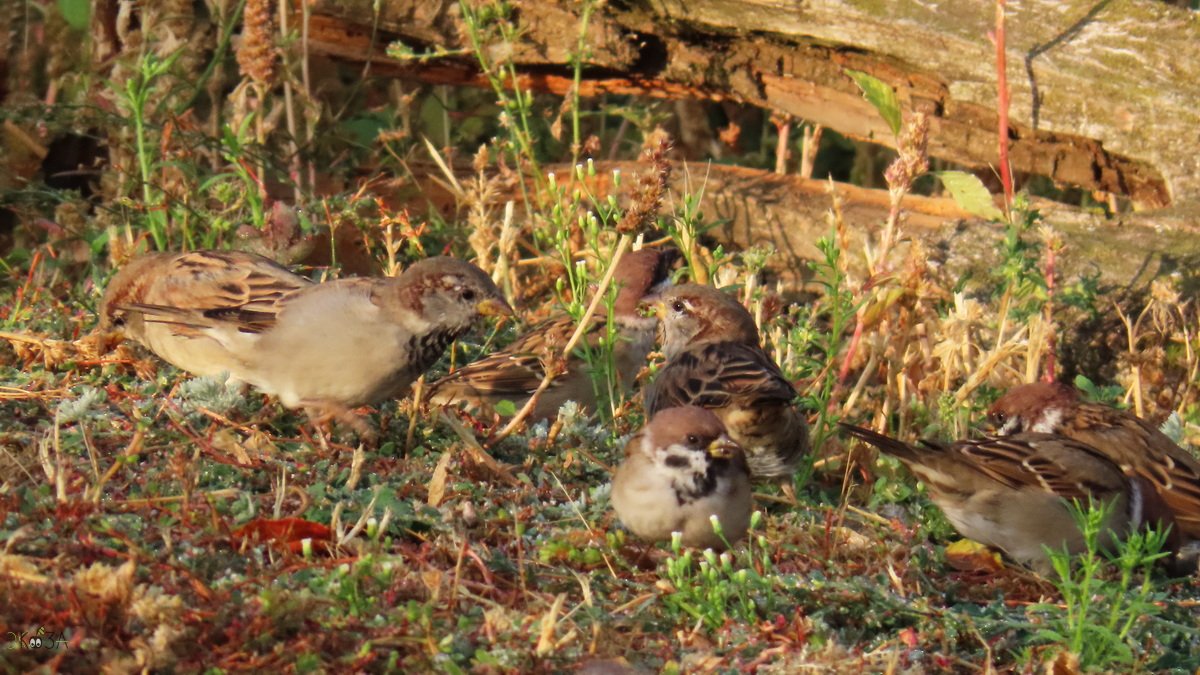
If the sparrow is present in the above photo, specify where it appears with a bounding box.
[644,284,810,480]
[99,250,312,376]
[100,250,511,425]
[989,381,1200,543]
[612,405,752,549]
[840,422,1176,575]
[426,247,676,422]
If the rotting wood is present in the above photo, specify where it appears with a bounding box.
[305,0,1198,209]
[394,160,1200,300]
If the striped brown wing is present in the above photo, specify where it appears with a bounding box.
[429,314,593,399]
[108,250,310,336]
[645,341,796,415]
[948,434,1127,500]
[1069,405,1200,537]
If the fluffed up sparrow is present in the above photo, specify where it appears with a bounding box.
[612,405,752,549]
[644,284,810,481]
[100,250,511,426]
[840,422,1177,575]
[990,381,1200,548]
[426,247,676,422]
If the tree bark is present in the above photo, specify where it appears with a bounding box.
[306,0,1200,293]
[397,160,1200,299]
[306,0,1200,210]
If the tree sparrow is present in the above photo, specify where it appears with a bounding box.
[426,247,676,422]
[612,406,752,549]
[990,381,1200,551]
[644,284,810,480]
[841,422,1177,575]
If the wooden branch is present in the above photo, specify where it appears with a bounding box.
[392,160,1200,299]
[306,0,1200,210]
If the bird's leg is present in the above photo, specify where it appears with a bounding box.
[303,400,376,445]
[302,406,335,451]
[632,540,654,569]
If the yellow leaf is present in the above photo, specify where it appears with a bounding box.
[427,450,453,507]
[536,593,567,656]
[944,539,1004,573]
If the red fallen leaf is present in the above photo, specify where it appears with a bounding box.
[232,518,334,555]
[898,627,918,648]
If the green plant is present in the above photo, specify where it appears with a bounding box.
[458,1,543,183]
[543,163,630,421]
[212,119,269,234]
[993,194,1047,321]
[1031,498,1171,670]
[660,512,782,631]
[783,228,861,482]
[566,0,599,164]
[1073,374,1126,407]
[664,185,728,284]
[114,49,184,249]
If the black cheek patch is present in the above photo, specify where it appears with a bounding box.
[664,455,692,469]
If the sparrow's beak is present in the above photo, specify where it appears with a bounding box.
[636,294,663,318]
[706,436,740,460]
[476,297,515,317]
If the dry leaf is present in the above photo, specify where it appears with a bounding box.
[536,593,567,656]
[944,539,1004,573]
[211,429,254,467]
[1042,649,1080,675]
[421,568,443,602]
[427,449,453,506]
[0,553,48,584]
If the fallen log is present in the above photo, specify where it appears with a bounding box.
[396,160,1200,298]
[306,0,1200,210]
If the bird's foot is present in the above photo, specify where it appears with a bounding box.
[304,401,377,445]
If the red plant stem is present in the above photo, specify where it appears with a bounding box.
[836,306,867,388]
[995,0,1014,209]
[1043,244,1057,382]
[10,248,44,319]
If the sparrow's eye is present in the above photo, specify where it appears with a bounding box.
[671,300,687,313]
[686,434,699,445]
[461,288,477,302]
[991,412,1006,425]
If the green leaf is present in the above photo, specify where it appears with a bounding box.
[1074,374,1097,397]
[494,399,518,416]
[58,0,89,30]
[935,171,1005,221]
[846,69,901,137]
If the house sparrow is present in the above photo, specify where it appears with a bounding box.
[644,284,810,480]
[612,406,752,549]
[989,381,1200,543]
[426,247,676,422]
[100,250,312,376]
[840,422,1175,575]
[100,250,511,424]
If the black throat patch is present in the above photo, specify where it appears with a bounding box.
[671,457,723,506]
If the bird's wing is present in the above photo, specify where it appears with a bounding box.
[109,250,310,336]
[429,314,589,399]
[646,341,796,414]
[1071,405,1200,536]
[950,434,1126,499]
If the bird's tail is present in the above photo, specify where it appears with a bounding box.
[838,422,922,463]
